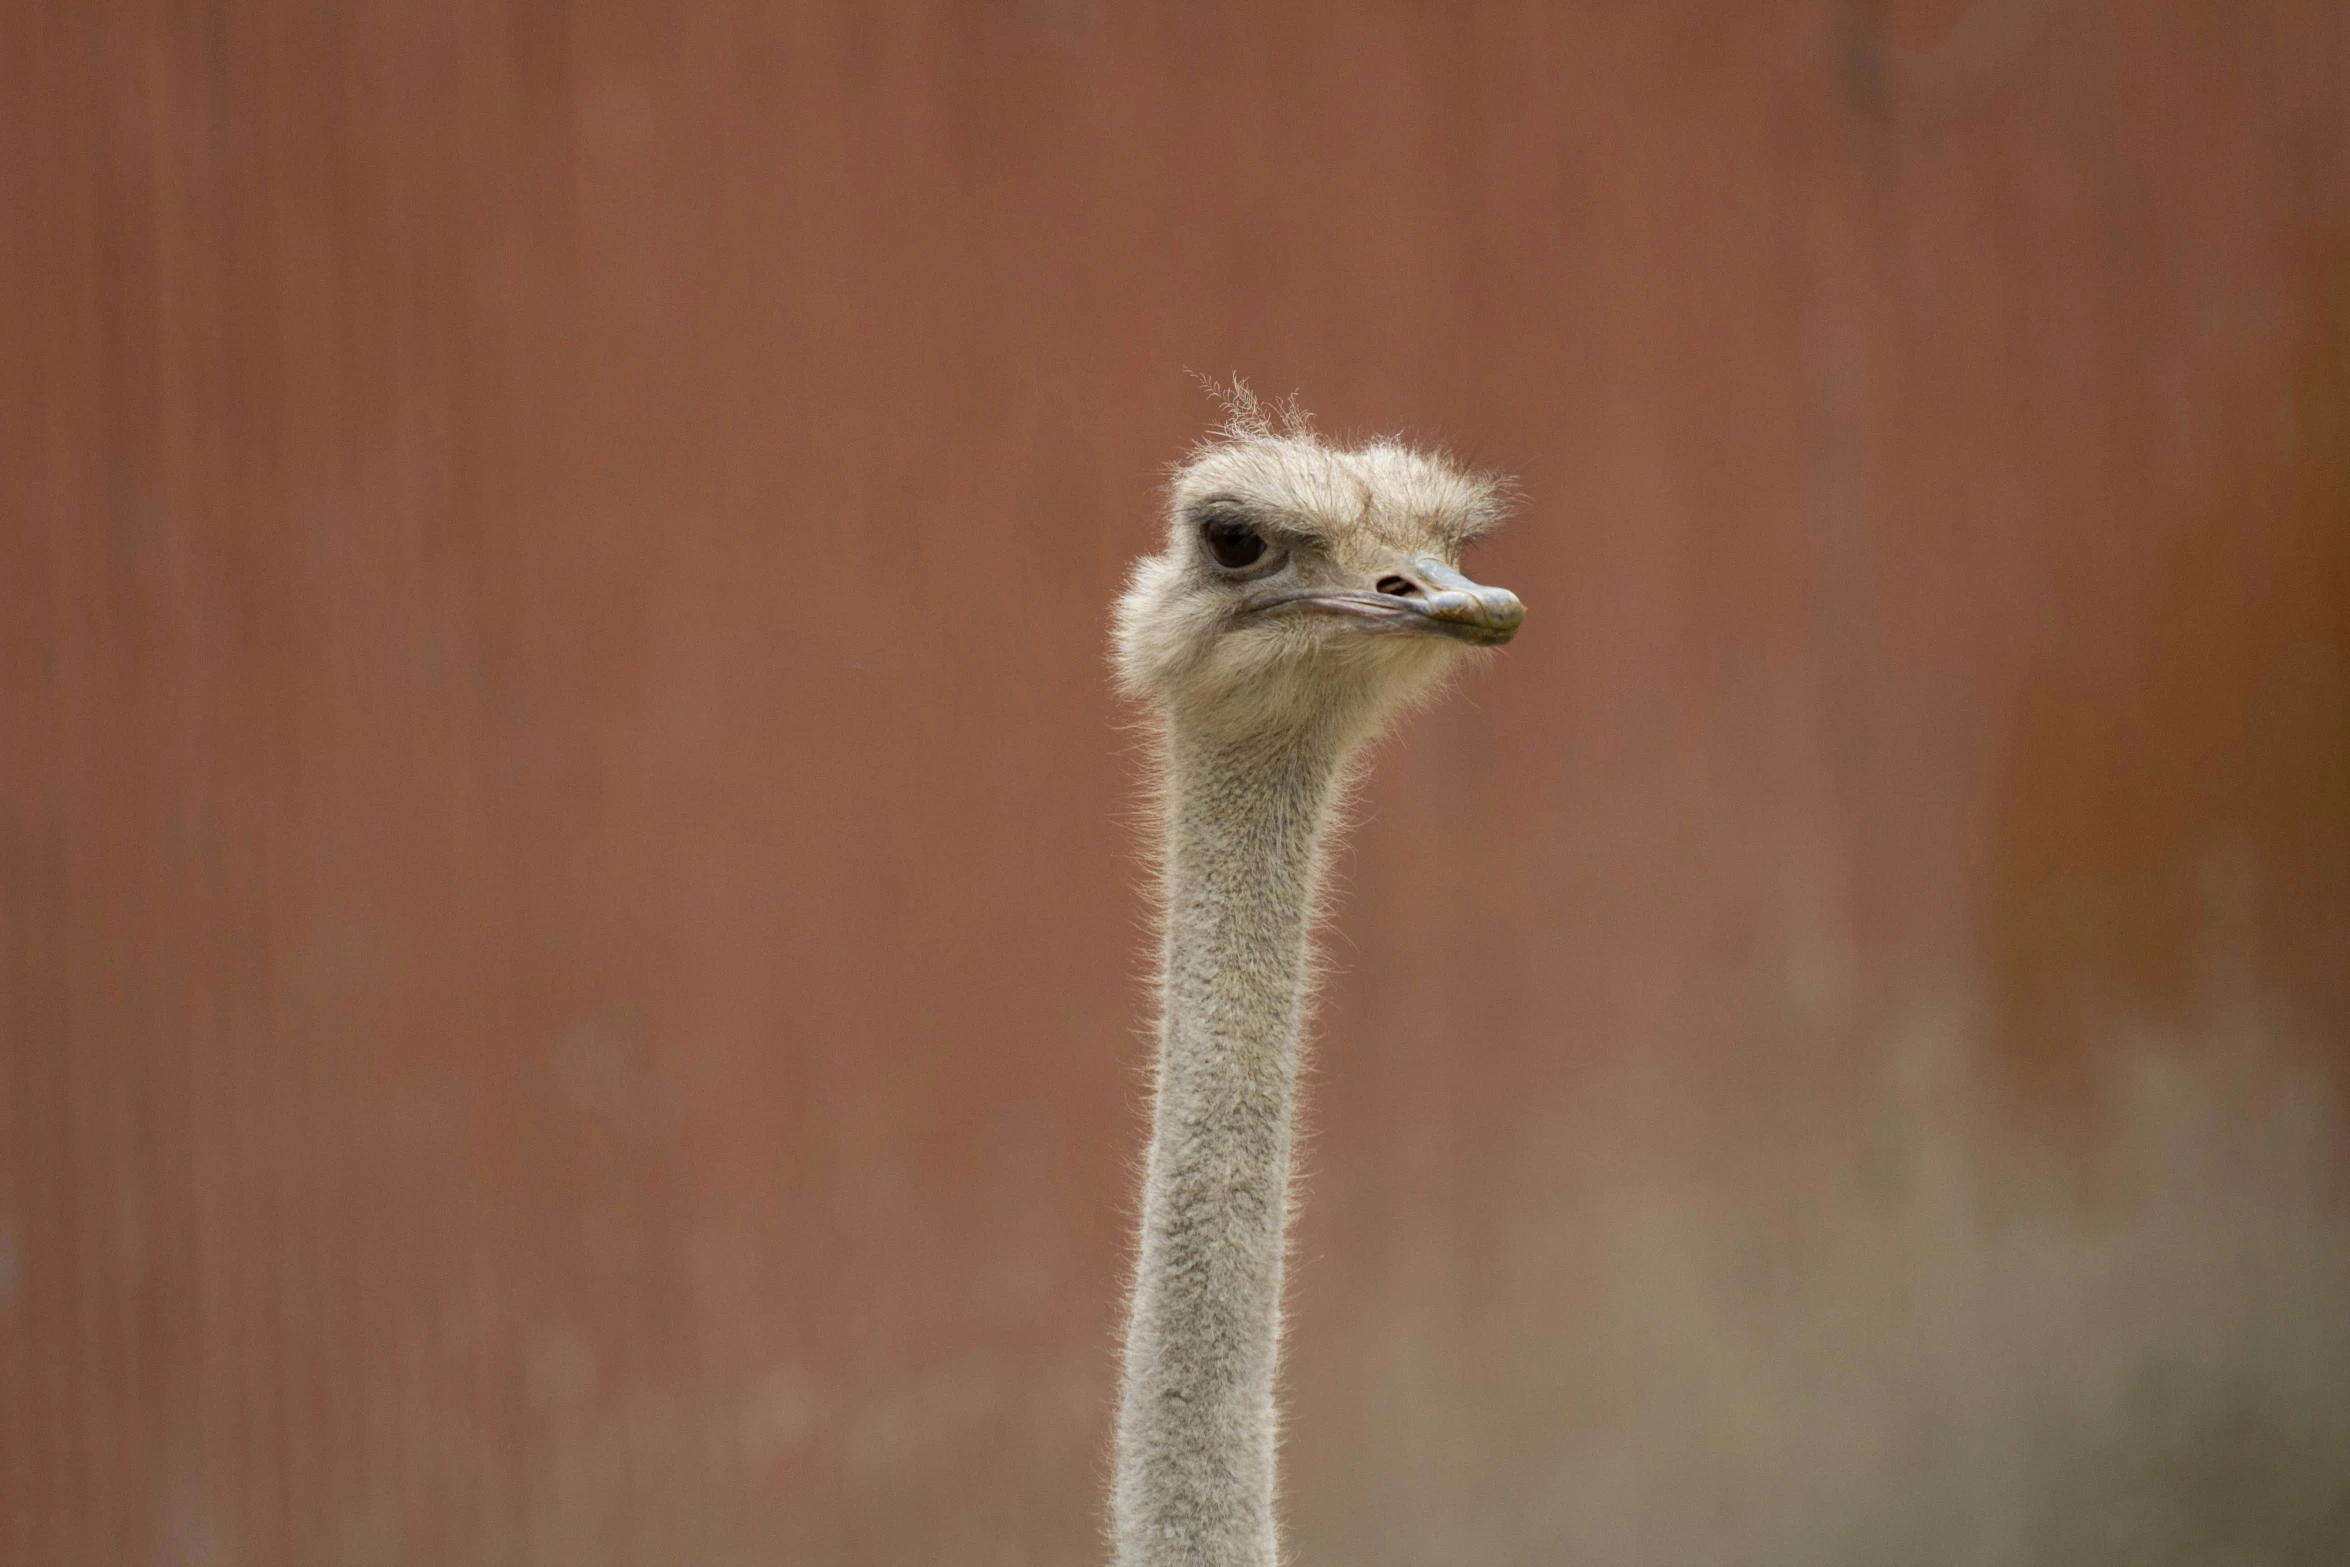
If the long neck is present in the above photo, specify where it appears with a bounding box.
[1113,720,1351,1567]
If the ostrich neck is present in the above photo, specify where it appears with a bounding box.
[1113,719,1352,1567]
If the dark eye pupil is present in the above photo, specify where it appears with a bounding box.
[1204,518,1266,569]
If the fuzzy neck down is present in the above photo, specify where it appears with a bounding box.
[1112,717,1356,1567]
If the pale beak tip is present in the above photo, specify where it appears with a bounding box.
[1427,585,1525,644]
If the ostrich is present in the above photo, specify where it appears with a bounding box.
[1107,395,1524,1567]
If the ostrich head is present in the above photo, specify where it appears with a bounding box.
[1113,400,1524,744]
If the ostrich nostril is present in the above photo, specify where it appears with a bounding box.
[1376,576,1420,598]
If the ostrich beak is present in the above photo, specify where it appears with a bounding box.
[1395,557,1526,645]
[1257,557,1526,646]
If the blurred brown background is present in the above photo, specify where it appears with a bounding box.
[4,2,2348,1563]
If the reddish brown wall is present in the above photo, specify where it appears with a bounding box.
[4,3,2348,1563]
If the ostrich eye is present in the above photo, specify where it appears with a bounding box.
[1202,516,1267,571]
